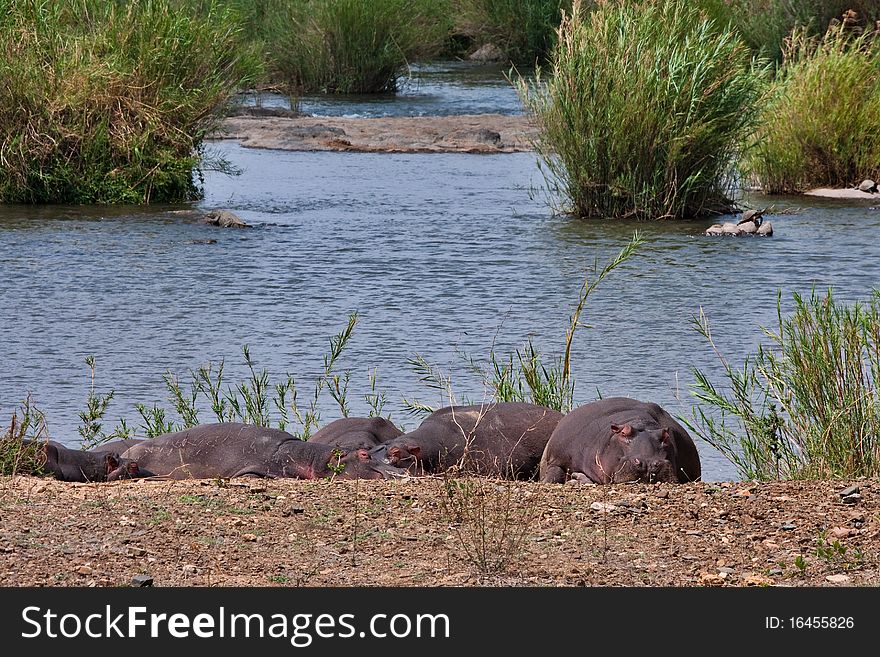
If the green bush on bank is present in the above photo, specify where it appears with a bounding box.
[744,23,880,193]
[688,289,880,481]
[453,0,573,65]
[261,0,451,94]
[0,0,260,204]
[518,0,768,220]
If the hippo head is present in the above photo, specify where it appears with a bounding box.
[331,448,406,480]
[104,454,146,481]
[602,423,678,484]
[384,444,421,470]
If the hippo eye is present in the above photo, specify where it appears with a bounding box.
[632,458,641,467]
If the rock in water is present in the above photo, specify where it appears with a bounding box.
[738,220,758,234]
[468,43,506,62]
[757,221,773,236]
[203,210,250,228]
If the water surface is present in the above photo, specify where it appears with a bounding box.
[236,60,525,118]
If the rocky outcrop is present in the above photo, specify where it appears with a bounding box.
[705,209,773,237]
[212,114,537,153]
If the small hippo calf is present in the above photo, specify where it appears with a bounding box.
[381,402,563,479]
[539,397,701,484]
[309,416,403,451]
[120,423,405,480]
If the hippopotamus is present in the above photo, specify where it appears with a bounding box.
[21,440,142,482]
[539,397,701,484]
[381,402,564,479]
[120,423,404,480]
[88,438,145,454]
[309,416,403,451]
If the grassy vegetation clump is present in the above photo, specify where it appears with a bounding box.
[0,0,260,204]
[1,398,48,476]
[688,289,880,481]
[743,22,880,193]
[263,0,451,94]
[696,1,880,63]
[453,0,573,65]
[518,0,768,220]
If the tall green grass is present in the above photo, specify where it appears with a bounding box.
[264,0,451,94]
[1,397,48,476]
[454,0,573,64]
[744,22,880,193]
[517,0,769,220]
[687,289,880,481]
[0,0,260,204]
[697,1,880,63]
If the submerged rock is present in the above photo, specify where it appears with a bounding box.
[202,210,251,229]
[468,43,506,62]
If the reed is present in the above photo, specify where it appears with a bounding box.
[743,21,880,193]
[266,0,451,94]
[687,289,880,480]
[1,397,48,476]
[0,0,260,204]
[453,0,573,64]
[696,1,880,63]
[517,0,769,220]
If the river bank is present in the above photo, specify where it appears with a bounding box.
[1,475,876,587]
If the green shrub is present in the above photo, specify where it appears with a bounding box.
[687,289,880,481]
[0,0,260,204]
[454,0,573,64]
[267,0,452,94]
[696,1,880,63]
[517,0,769,220]
[1,398,48,476]
[744,22,880,193]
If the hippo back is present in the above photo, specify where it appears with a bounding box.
[121,423,299,479]
[309,416,403,451]
[385,402,564,479]
[122,423,406,480]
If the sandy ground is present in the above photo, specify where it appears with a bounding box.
[1,475,876,587]
[212,114,538,153]
[803,188,880,200]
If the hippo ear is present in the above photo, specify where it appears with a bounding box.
[611,424,633,442]
[104,453,120,473]
[127,462,139,476]
[356,449,370,462]
[660,428,672,447]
